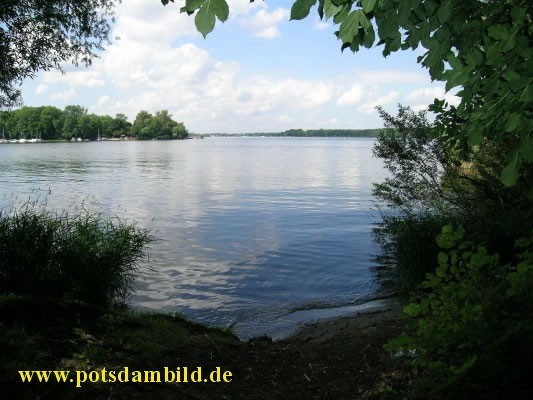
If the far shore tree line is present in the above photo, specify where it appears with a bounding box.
[208,128,382,137]
[0,106,189,141]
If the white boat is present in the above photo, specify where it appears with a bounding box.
[18,138,27,143]
[77,137,82,142]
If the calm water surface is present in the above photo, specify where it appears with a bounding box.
[0,138,386,338]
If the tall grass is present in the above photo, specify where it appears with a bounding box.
[0,201,152,306]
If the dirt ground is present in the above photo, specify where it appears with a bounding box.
[1,297,408,399]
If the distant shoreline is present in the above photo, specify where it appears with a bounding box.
[201,128,382,138]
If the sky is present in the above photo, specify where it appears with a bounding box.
[19,0,459,134]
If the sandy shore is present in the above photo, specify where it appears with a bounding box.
[287,306,403,343]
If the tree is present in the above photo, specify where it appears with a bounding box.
[0,0,118,108]
[131,110,188,140]
[38,106,63,139]
[110,114,132,138]
[165,0,532,185]
[131,111,154,140]
[62,105,87,139]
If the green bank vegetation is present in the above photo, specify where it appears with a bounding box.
[0,106,188,141]
[372,105,531,398]
[0,201,152,306]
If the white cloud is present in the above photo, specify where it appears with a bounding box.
[239,8,290,38]
[35,84,48,95]
[43,70,104,88]
[88,41,245,122]
[113,0,198,42]
[234,78,335,116]
[50,88,76,102]
[278,115,293,123]
[227,0,265,17]
[96,96,111,108]
[404,87,460,111]
[357,90,399,114]
[337,84,364,105]
[314,19,331,30]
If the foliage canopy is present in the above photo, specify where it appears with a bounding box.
[0,106,189,140]
[165,0,533,185]
[0,0,119,108]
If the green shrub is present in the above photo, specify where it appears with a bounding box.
[0,203,152,306]
[385,225,533,399]
[373,213,459,295]
[372,105,533,295]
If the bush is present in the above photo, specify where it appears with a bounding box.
[385,225,533,399]
[0,202,152,306]
[372,105,533,293]
[373,212,459,295]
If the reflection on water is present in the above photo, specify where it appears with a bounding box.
[0,137,386,337]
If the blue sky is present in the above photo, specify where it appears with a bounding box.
[19,0,458,133]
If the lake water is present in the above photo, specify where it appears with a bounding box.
[0,137,387,338]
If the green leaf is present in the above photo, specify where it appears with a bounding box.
[338,10,360,44]
[519,137,533,162]
[192,0,228,37]
[467,129,482,147]
[520,84,533,103]
[359,12,372,32]
[318,0,325,19]
[403,303,420,316]
[423,0,438,14]
[397,0,411,26]
[488,25,508,41]
[437,0,452,24]
[377,17,398,40]
[212,0,229,22]
[290,0,317,21]
[333,3,350,24]
[464,48,483,67]
[511,6,526,23]
[324,0,342,20]
[447,53,463,70]
[504,112,521,132]
[361,0,377,13]
[485,46,500,65]
[195,1,216,38]
[500,151,521,187]
[502,70,520,82]
[362,25,376,48]
[183,0,205,12]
